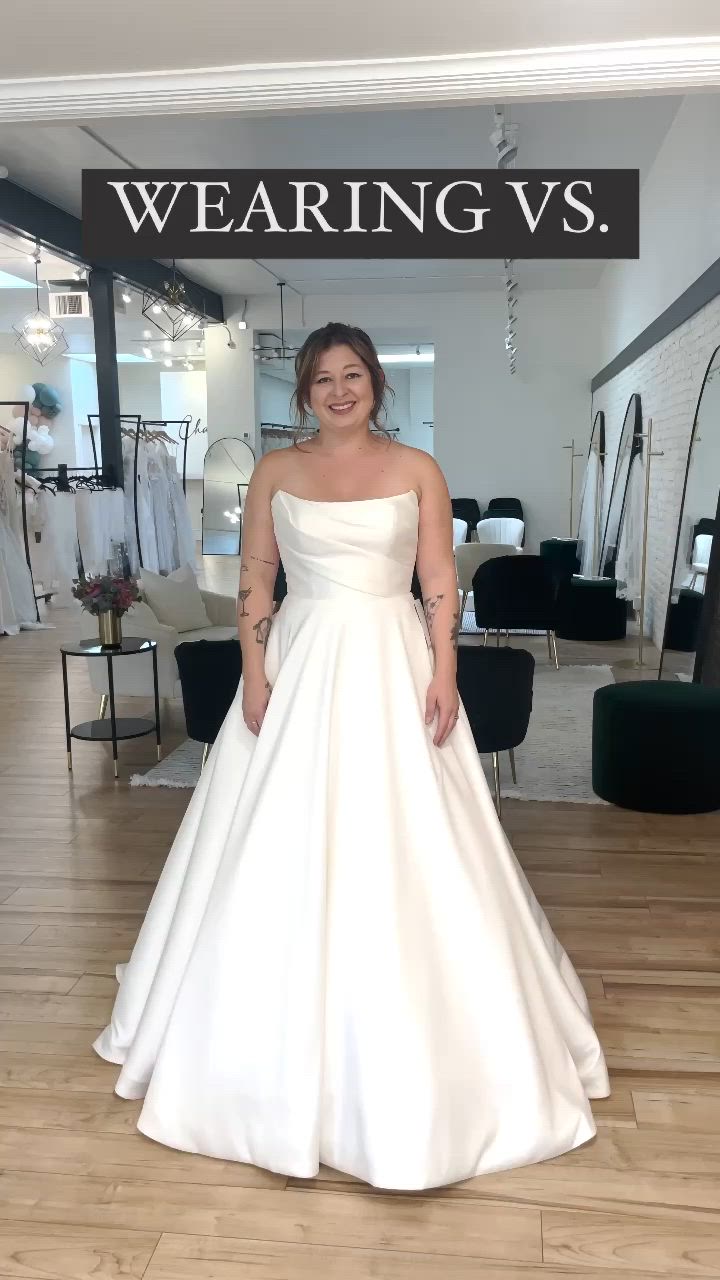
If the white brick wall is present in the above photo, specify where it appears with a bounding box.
[591,295,720,648]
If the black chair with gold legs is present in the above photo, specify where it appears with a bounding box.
[472,554,560,669]
[175,639,242,768]
[456,646,535,816]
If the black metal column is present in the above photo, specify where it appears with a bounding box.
[88,267,123,488]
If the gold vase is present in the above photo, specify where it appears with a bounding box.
[98,610,123,648]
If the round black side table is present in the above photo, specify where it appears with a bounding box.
[60,638,161,779]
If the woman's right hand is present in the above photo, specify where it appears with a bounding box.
[242,673,272,737]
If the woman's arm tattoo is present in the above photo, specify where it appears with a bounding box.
[238,587,252,617]
[423,593,444,632]
[253,615,273,648]
[450,608,460,648]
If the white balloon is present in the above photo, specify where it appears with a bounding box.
[20,384,36,404]
[34,436,54,456]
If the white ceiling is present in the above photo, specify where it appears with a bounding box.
[0,0,718,78]
[0,93,682,297]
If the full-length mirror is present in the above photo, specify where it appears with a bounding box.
[201,437,256,555]
[599,393,643,586]
[576,410,606,576]
[659,345,720,680]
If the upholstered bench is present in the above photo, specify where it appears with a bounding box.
[592,680,720,813]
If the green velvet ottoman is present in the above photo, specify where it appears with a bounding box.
[592,681,720,813]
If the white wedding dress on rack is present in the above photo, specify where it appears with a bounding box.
[94,488,609,1190]
[0,453,38,634]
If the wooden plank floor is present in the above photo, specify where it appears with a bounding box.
[1,601,720,1279]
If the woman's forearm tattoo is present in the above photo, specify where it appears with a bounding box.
[251,553,276,566]
[423,593,444,632]
[253,615,273,649]
[238,587,252,617]
[450,608,460,648]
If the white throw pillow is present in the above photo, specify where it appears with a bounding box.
[139,564,211,633]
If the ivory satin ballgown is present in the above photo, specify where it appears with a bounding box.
[93,487,609,1190]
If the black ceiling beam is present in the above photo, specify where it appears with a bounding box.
[0,178,224,322]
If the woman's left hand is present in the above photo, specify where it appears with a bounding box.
[425,672,460,747]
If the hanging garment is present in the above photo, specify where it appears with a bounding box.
[577,451,603,577]
[616,453,645,606]
[147,444,177,574]
[27,491,80,607]
[0,453,37,634]
[94,487,609,1191]
[75,488,126,576]
[123,437,160,576]
[162,447,197,570]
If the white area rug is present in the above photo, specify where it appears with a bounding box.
[131,665,614,804]
[492,664,613,805]
[130,739,204,789]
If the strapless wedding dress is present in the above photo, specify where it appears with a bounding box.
[93,488,609,1190]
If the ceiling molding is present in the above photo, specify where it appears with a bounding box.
[1,38,720,122]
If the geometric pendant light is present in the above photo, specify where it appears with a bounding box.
[13,251,68,366]
[141,259,201,342]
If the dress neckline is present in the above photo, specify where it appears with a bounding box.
[272,489,419,507]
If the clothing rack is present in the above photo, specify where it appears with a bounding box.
[121,416,187,570]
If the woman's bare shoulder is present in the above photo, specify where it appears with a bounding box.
[393,443,448,500]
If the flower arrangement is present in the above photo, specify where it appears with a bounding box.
[73,573,140,617]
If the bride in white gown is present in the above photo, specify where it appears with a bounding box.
[94,323,609,1190]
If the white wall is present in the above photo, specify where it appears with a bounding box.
[68,359,99,468]
[599,93,720,367]
[118,362,162,420]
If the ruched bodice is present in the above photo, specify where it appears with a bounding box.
[271,488,419,600]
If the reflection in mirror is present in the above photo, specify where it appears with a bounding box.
[599,393,643,587]
[202,437,256,555]
[576,410,605,576]
[659,345,720,681]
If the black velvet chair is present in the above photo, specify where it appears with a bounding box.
[664,588,704,652]
[592,681,720,813]
[485,497,524,521]
[472,555,560,668]
[175,639,242,767]
[456,645,534,816]
[556,576,627,642]
[451,499,482,542]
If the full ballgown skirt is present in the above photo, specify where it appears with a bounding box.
[94,488,609,1190]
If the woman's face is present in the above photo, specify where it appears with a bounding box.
[307,343,376,433]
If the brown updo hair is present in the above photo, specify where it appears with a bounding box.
[291,322,394,447]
